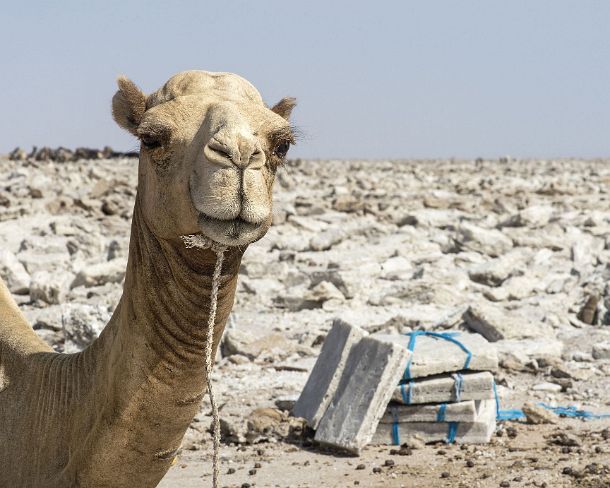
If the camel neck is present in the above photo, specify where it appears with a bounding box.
[73,200,245,486]
[117,202,243,366]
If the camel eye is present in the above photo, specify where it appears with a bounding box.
[273,141,290,158]
[140,134,161,150]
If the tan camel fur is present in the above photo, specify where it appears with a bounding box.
[0,70,295,487]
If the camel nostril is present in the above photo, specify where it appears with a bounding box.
[211,147,232,160]
[205,139,234,165]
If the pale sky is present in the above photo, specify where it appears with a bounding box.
[1,1,609,159]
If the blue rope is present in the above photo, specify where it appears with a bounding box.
[453,373,464,402]
[402,331,472,381]
[437,403,447,422]
[446,422,459,443]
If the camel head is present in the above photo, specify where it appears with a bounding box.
[111,70,296,247]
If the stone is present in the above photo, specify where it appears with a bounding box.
[503,205,554,228]
[272,294,322,311]
[0,248,30,294]
[34,328,63,349]
[495,338,564,362]
[8,147,27,161]
[531,382,562,393]
[592,341,610,360]
[522,402,557,424]
[380,256,413,281]
[468,249,529,286]
[22,305,64,331]
[398,209,462,228]
[456,223,513,257]
[314,336,411,454]
[390,372,495,405]
[293,319,367,429]
[275,396,298,412]
[223,330,311,361]
[29,270,73,305]
[550,432,581,447]
[71,258,126,288]
[288,216,329,233]
[308,281,345,302]
[500,276,537,300]
[463,304,550,342]
[577,294,600,325]
[219,416,248,444]
[399,435,425,450]
[373,332,498,379]
[332,195,363,213]
[28,174,52,199]
[245,408,305,444]
[62,303,111,353]
[569,230,603,269]
[380,400,479,423]
[373,399,496,445]
[17,250,71,274]
[483,287,509,302]
[309,228,347,251]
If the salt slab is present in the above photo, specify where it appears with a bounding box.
[373,399,496,445]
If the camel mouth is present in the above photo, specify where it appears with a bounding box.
[196,212,266,246]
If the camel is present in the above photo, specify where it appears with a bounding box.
[0,70,296,487]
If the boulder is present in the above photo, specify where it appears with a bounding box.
[309,228,347,251]
[71,258,126,288]
[456,223,513,257]
[468,249,529,286]
[463,303,551,342]
[30,270,74,305]
[0,248,30,294]
[592,341,610,360]
[222,330,309,361]
[522,402,557,424]
[62,303,111,353]
[502,205,554,228]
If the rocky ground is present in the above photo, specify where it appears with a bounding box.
[0,155,609,487]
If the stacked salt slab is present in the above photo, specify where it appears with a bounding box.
[372,332,498,446]
[293,319,498,454]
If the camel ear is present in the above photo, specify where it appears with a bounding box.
[112,76,146,136]
[271,97,297,120]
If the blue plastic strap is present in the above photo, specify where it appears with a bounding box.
[402,331,472,380]
[437,403,447,422]
[400,383,408,404]
[446,422,458,443]
[497,408,526,421]
[493,380,525,421]
[392,410,400,445]
[493,381,610,423]
[538,403,610,419]
[400,381,415,404]
[453,373,464,402]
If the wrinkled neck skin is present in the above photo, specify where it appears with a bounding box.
[64,197,244,487]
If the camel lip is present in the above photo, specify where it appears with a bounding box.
[197,212,260,230]
[196,212,264,246]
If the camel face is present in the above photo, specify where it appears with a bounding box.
[112,71,295,246]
